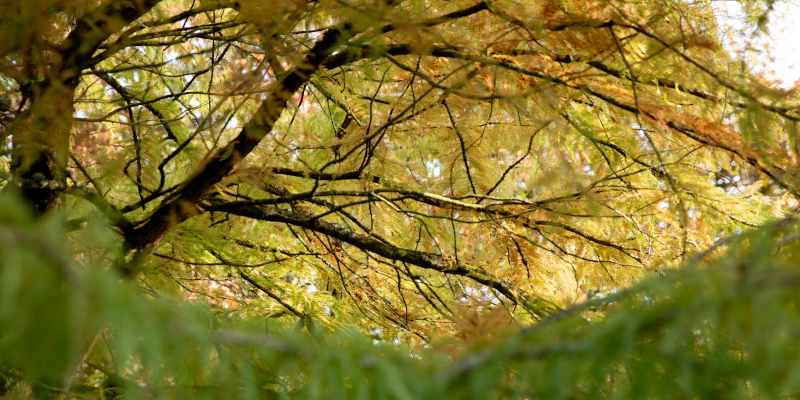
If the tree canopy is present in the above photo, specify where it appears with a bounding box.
[1,0,799,398]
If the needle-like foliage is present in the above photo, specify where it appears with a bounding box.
[0,0,798,398]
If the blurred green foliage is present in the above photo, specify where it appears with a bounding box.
[3,190,800,399]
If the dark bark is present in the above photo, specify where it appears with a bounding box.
[108,1,495,279]
[119,24,356,278]
[202,198,561,317]
[8,0,163,216]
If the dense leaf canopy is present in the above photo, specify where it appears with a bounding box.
[1,0,799,398]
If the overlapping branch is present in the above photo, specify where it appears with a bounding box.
[201,197,561,318]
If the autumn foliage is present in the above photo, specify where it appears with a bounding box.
[1,0,799,398]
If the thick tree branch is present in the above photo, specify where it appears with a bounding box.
[117,2,499,278]
[6,0,164,215]
[120,24,356,278]
[61,0,165,84]
[201,198,561,318]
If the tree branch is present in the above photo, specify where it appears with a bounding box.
[202,198,561,318]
